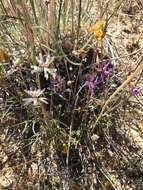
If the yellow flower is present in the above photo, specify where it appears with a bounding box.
[62,143,68,155]
[90,20,105,40]
[0,48,9,62]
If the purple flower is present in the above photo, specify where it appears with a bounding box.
[131,87,142,97]
[85,75,100,95]
[96,59,113,82]
[50,75,66,92]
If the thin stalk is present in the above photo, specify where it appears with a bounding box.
[77,0,82,43]
[71,0,74,36]
[48,0,56,42]
[106,0,125,26]
[29,0,39,29]
[56,0,62,39]
[62,0,68,31]
[17,0,35,47]
[98,0,103,20]
[0,0,8,15]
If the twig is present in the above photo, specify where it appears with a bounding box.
[93,56,143,128]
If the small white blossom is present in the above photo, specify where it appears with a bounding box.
[7,61,21,76]
[44,67,57,80]
[31,53,56,79]
[36,52,44,65]
[23,89,48,105]
[7,67,18,75]
[31,65,43,74]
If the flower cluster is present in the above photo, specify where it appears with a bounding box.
[96,59,113,82]
[90,20,105,41]
[85,75,100,95]
[23,51,113,109]
[85,59,113,95]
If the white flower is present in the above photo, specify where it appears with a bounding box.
[31,65,43,74]
[44,67,57,80]
[23,89,48,105]
[31,53,56,79]
[7,62,20,76]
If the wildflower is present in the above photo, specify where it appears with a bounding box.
[7,64,18,75]
[7,58,22,76]
[62,143,68,155]
[31,53,57,79]
[91,134,99,141]
[67,80,75,86]
[90,20,105,40]
[131,87,142,97]
[85,75,100,95]
[96,59,113,82]
[0,48,9,62]
[31,65,43,73]
[50,75,66,92]
[23,89,48,105]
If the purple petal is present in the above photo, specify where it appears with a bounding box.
[131,87,142,96]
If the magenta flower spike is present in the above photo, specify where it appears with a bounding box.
[85,75,100,95]
[131,87,142,97]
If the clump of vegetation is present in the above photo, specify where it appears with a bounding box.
[0,0,143,189]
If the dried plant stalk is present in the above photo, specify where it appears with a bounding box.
[16,1,35,47]
[47,0,56,43]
